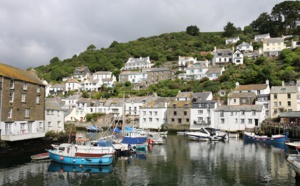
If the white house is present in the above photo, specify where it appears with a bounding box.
[65,78,80,91]
[233,80,270,95]
[236,42,253,52]
[49,84,65,96]
[92,71,116,87]
[139,97,173,129]
[254,33,270,42]
[178,56,197,71]
[225,36,240,45]
[61,94,81,110]
[80,79,101,91]
[214,105,265,132]
[292,40,300,49]
[45,99,65,133]
[212,48,233,66]
[205,67,225,80]
[180,60,209,80]
[232,50,244,65]
[122,57,152,70]
[190,92,217,130]
[119,71,147,83]
[73,66,90,81]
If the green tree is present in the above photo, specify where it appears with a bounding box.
[186,25,200,36]
[223,22,238,37]
[87,44,96,50]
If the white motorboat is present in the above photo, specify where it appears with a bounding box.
[185,128,226,141]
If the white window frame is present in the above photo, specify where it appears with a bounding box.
[23,82,28,90]
[9,92,14,102]
[25,108,30,118]
[8,108,12,118]
[10,79,14,89]
[36,96,40,104]
[37,85,41,93]
[21,93,26,103]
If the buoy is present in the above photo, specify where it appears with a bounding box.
[60,156,64,160]
[79,165,82,168]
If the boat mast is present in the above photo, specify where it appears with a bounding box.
[122,92,125,137]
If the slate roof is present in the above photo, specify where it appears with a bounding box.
[45,100,63,111]
[215,105,263,111]
[237,42,252,48]
[93,71,112,75]
[0,63,44,85]
[234,84,268,91]
[263,38,284,44]
[279,111,300,118]
[215,49,233,57]
[206,68,223,74]
[270,86,298,93]
[142,97,174,108]
[228,92,256,98]
[66,78,79,83]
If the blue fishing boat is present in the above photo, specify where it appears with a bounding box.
[47,142,115,166]
[243,131,288,143]
[48,162,113,173]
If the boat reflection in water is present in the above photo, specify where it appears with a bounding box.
[48,162,113,174]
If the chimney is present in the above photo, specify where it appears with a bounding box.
[266,79,269,85]
[236,82,239,86]
[282,80,285,86]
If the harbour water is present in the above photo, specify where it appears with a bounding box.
[0,133,299,186]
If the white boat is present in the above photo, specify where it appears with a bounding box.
[147,132,165,145]
[177,131,186,136]
[287,154,300,169]
[285,141,300,149]
[185,128,226,141]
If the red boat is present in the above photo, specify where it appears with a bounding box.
[31,152,49,160]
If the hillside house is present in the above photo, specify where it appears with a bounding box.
[122,57,152,70]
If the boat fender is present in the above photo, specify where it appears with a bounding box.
[60,156,64,160]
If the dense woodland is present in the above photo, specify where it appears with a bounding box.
[33,1,300,99]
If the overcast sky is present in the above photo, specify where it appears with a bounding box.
[0,0,284,69]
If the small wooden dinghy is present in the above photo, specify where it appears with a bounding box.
[31,152,50,160]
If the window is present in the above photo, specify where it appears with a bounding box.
[154,111,157,116]
[9,92,14,102]
[248,119,252,124]
[25,108,30,118]
[241,119,245,124]
[235,119,238,123]
[23,82,28,90]
[10,79,14,89]
[171,118,175,122]
[288,101,291,107]
[274,94,277,99]
[274,102,278,107]
[198,110,203,114]
[184,111,187,116]
[221,119,225,124]
[184,104,188,108]
[178,118,182,123]
[220,111,224,117]
[149,111,152,116]
[156,118,159,122]
[230,112,233,116]
[252,111,256,116]
[37,85,41,93]
[143,118,146,122]
[173,104,176,108]
[48,122,52,127]
[58,121,62,128]
[21,93,26,103]
[241,111,245,115]
[186,118,189,122]
[36,96,40,104]
[288,94,291,99]
[234,99,236,103]
[143,111,146,115]
[149,118,152,122]
[8,108,12,118]
[174,111,177,116]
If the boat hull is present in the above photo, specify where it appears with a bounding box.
[48,162,113,173]
[243,132,287,143]
[47,150,114,166]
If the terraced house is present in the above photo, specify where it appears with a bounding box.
[0,63,45,141]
